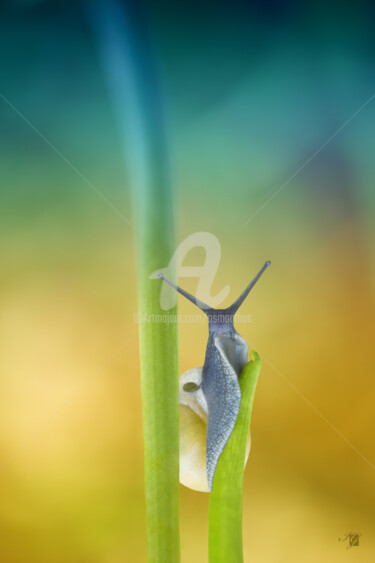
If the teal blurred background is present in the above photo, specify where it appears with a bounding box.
[1,1,375,561]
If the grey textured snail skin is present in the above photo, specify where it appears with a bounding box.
[202,315,248,489]
[179,366,251,492]
[159,260,270,491]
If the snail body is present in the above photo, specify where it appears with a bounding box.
[159,261,270,491]
[179,367,251,492]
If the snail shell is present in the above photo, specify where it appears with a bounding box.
[179,367,251,492]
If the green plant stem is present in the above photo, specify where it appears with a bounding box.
[208,350,261,563]
[89,2,180,561]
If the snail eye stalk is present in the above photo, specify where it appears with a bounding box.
[226,260,271,315]
[157,273,212,312]
[158,260,271,315]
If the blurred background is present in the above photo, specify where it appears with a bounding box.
[1,0,375,561]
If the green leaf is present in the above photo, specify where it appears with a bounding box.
[208,350,261,563]
[89,2,180,561]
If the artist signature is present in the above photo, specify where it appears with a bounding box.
[339,532,361,549]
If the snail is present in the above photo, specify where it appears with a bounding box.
[158,260,270,492]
